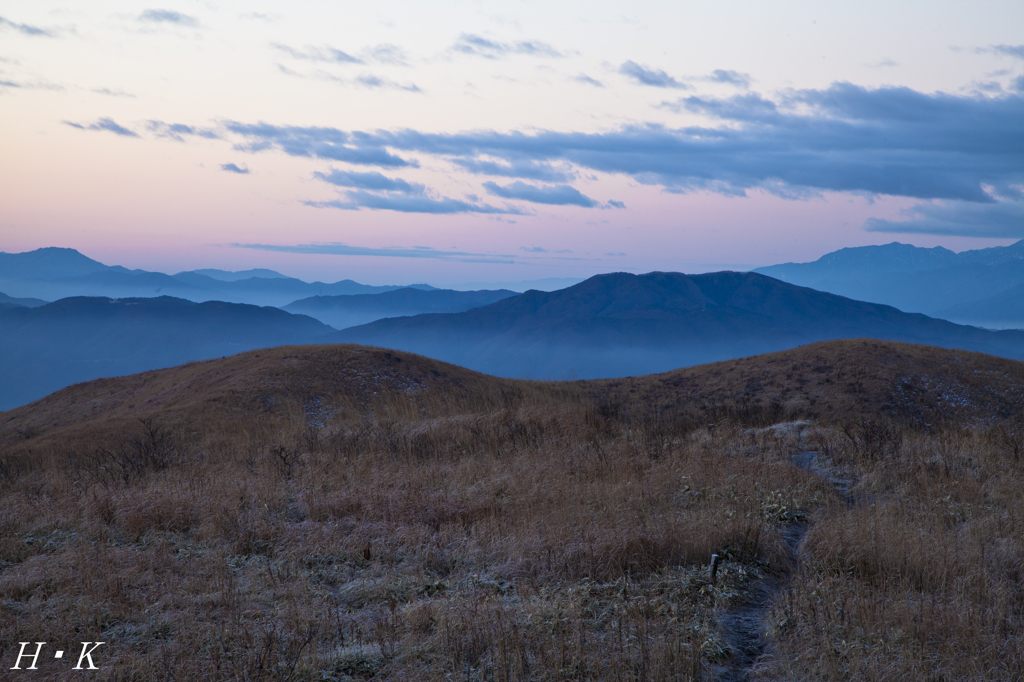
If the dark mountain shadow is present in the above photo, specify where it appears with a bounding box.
[331,271,1024,379]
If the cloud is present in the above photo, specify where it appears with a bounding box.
[0,77,62,92]
[148,121,220,141]
[274,42,411,66]
[650,83,1024,201]
[234,242,515,264]
[0,15,54,36]
[353,73,420,92]
[313,169,422,193]
[308,190,522,215]
[92,87,134,97]
[983,44,1024,60]
[275,62,421,92]
[668,91,779,121]
[240,12,278,21]
[968,80,1004,93]
[64,117,138,137]
[361,44,409,65]
[224,121,418,167]
[520,246,572,254]
[607,200,626,209]
[619,60,690,89]
[706,69,751,88]
[309,166,524,214]
[869,58,899,68]
[219,83,1024,224]
[483,180,598,207]
[0,78,60,92]
[866,200,1024,238]
[221,163,249,174]
[138,9,199,27]
[451,33,562,59]
[573,73,603,87]
[272,43,362,64]
[450,157,572,182]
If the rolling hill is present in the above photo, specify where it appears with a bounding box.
[3,339,1022,455]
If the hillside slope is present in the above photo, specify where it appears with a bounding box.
[0,344,516,453]
[5,339,1022,455]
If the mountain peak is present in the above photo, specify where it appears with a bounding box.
[0,247,110,281]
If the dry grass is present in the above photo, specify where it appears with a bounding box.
[1,340,1023,679]
[754,424,1024,681]
[599,338,1024,427]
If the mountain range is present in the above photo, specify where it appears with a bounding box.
[7,246,1024,410]
[283,288,517,329]
[0,247,434,307]
[754,240,1024,328]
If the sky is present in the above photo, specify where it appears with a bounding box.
[1,1,1023,287]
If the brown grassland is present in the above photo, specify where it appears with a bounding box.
[1,339,1023,680]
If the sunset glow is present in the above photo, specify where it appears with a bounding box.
[2,0,1022,285]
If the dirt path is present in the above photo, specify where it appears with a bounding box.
[713,449,851,682]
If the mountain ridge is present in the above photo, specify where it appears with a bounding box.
[0,247,435,307]
[332,270,1024,378]
[754,240,1024,327]
[284,287,518,329]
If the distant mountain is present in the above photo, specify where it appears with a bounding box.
[284,287,518,329]
[0,247,431,307]
[0,296,332,410]
[754,241,1024,327]
[0,246,109,280]
[937,281,1024,329]
[185,268,289,281]
[332,271,1024,379]
[0,292,47,309]
[452,277,585,292]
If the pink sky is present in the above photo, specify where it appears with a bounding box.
[1,1,1022,286]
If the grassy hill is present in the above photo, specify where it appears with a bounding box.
[0,344,517,454]
[6,339,1023,455]
[1,340,1022,680]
